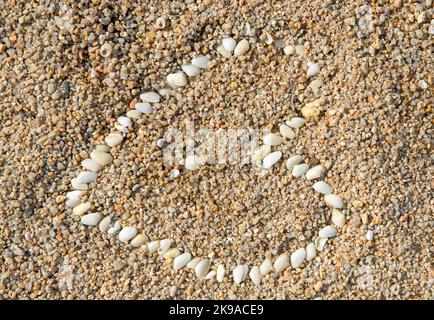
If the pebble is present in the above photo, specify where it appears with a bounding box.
[217,45,232,58]
[319,225,337,238]
[98,215,112,233]
[295,44,305,56]
[170,169,180,178]
[81,159,102,172]
[301,105,320,118]
[173,252,192,270]
[315,237,327,251]
[72,202,91,216]
[185,154,199,171]
[260,258,273,275]
[140,91,160,103]
[130,234,146,247]
[290,248,306,269]
[307,63,320,77]
[194,260,209,278]
[205,270,216,280]
[263,151,282,169]
[80,212,102,226]
[273,253,289,273]
[147,241,159,254]
[164,248,180,259]
[191,55,209,69]
[117,116,132,128]
[233,265,246,284]
[305,243,316,261]
[126,110,141,119]
[107,221,121,235]
[216,264,225,282]
[283,45,295,55]
[76,171,97,184]
[324,194,344,208]
[305,165,325,180]
[95,144,110,152]
[286,155,303,170]
[118,226,137,243]
[115,123,129,133]
[158,239,172,256]
[222,37,237,52]
[135,102,153,114]
[263,133,283,146]
[313,181,333,194]
[186,257,201,269]
[249,266,262,285]
[286,117,305,128]
[279,124,295,139]
[105,133,123,147]
[167,72,187,87]
[90,150,113,166]
[292,163,309,177]
[181,64,200,77]
[366,230,374,241]
[65,191,82,208]
[331,209,346,227]
[71,178,88,191]
[234,39,250,56]
[252,145,271,161]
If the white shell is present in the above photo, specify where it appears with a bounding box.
[295,44,305,56]
[305,165,325,180]
[234,39,250,56]
[195,259,209,278]
[126,110,141,119]
[158,239,172,255]
[98,215,112,232]
[205,270,217,280]
[81,159,102,172]
[107,221,121,235]
[366,230,374,241]
[135,102,153,114]
[117,116,132,128]
[306,242,316,261]
[163,248,180,259]
[216,264,225,282]
[167,71,187,87]
[273,254,289,273]
[140,91,160,103]
[249,266,262,285]
[80,212,102,226]
[72,202,91,216]
[105,133,123,147]
[283,45,295,55]
[187,257,201,269]
[260,258,273,275]
[263,133,283,146]
[181,64,200,77]
[217,45,232,58]
[95,144,110,152]
[71,178,88,191]
[233,265,245,284]
[222,37,236,52]
[315,237,327,251]
[147,241,159,254]
[292,163,309,177]
[118,226,137,243]
[263,151,282,169]
[76,171,97,184]
[185,154,199,171]
[90,150,113,166]
[173,252,192,270]
[191,55,209,69]
[313,181,333,195]
[252,145,271,161]
[286,155,303,170]
[324,194,344,208]
[279,124,295,139]
[307,63,320,77]
[130,234,146,247]
[332,209,346,227]
[290,248,306,269]
[66,191,82,207]
[115,123,129,133]
[319,225,337,238]
[286,117,305,128]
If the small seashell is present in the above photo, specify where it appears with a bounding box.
[155,16,166,29]
[185,154,199,171]
[234,39,250,56]
[273,253,289,273]
[263,31,273,44]
[170,168,180,178]
[98,215,112,233]
[107,221,121,235]
[158,239,172,256]
[71,178,88,191]
[217,45,232,58]
[295,44,305,56]
[260,258,273,275]
[263,151,282,169]
[76,171,97,184]
[117,116,132,128]
[181,64,200,77]
[307,63,320,77]
[191,55,209,69]
[205,270,217,280]
[279,124,295,139]
[73,202,91,216]
[216,264,225,282]
[164,248,180,259]
[263,133,283,146]
[91,150,113,166]
[130,234,146,247]
[332,209,346,227]
[319,225,337,238]
[81,212,102,226]
[100,43,112,58]
[158,87,171,96]
[167,71,187,87]
[173,252,192,270]
[324,194,344,208]
[286,117,305,128]
[233,265,245,284]
[195,259,209,278]
[292,163,309,177]
[140,91,160,103]
[305,165,325,180]
[105,133,123,147]
[286,155,303,170]
[249,266,262,285]
[313,181,333,195]
[306,242,316,261]
[187,257,201,269]
[284,45,295,55]
[290,248,306,269]
[252,145,271,161]
[135,102,153,114]
[222,37,236,52]
[315,237,327,251]
[118,226,137,243]
[115,123,129,134]
[95,144,110,152]
[81,159,102,172]
[147,241,159,254]
[66,191,82,207]
[366,230,374,241]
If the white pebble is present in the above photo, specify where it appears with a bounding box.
[283,45,295,55]
[195,260,209,278]
[187,257,201,269]
[158,87,171,96]
[313,181,333,195]
[98,215,112,232]
[305,165,325,180]
[292,163,309,177]
[66,191,82,207]
[295,44,305,56]
[115,123,129,134]
[217,45,232,58]
[126,110,141,119]
[315,237,327,251]
[286,155,303,170]
[81,212,102,226]
[147,241,159,254]
[286,117,305,128]
[167,71,187,87]
[279,124,295,139]
[191,55,209,69]
[249,266,262,285]
[273,253,289,273]
[222,37,236,52]
[319,225,337,238]
[72,202,91,216]
[158,239,172,256]
[170,168,180,178]
[324,194,344,208]
[107,221,121,235]
[260,258,273,275]
[105,133,123,147]
[205,270,216,280]
[252,145,271,161]
[130,234,146,247]
[164,248,180,259]
[117,116,132,128]
[366,230,374,241]
[263,133,283,146]
[234,39,250,56]
[81,159,102,172]
[71,178,88,191]
[307,63,320,77]
[419,80,428,90]
[95,144,110,152]
[331,209,346,228]
[140,91,160,103]
[216,264,225,282]
[263,151,282,169]
[181,64,200,77]
[290,248,306,269]
[76,171,97,184]
[173,252,192,270]
[306,243,316,261]
[135,102,153,114]
[118,226,137,243]
[90,150,113,166]
[185,154,199,171]
[233,265,245,284]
